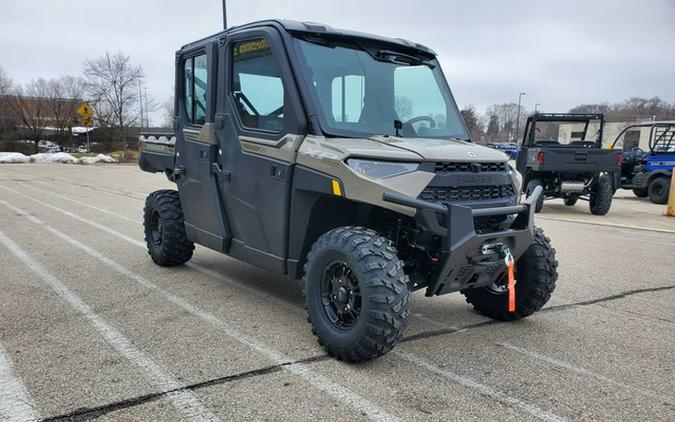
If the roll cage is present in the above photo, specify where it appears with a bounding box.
[609,122,675,153]
[521,113,605,148]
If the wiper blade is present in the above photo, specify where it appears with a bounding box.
[375,49,435,68]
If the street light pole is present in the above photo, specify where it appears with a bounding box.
[516,92,526,142]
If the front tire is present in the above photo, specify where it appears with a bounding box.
[143,190,194,266]
[589,174,613,215]
[526,179,545,213]
[461,227,558,321]
[648,177,671,204]
[303,227,410,362]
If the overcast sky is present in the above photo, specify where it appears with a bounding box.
[1,0,673,125]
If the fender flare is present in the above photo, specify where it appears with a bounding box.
[643,169,673,188]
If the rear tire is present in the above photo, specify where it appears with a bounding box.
[461,227,558,321]
[143,190,194,266]
[589,174,613,215]
[632,188,648,198]
[303,227,410,362]
[648,177,670,204]
[564,195,578,206]
[526,179,544,213]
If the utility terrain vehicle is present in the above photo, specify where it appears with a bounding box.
[139,19,558,362]
[610,122,674,204]
[517,113,620,214]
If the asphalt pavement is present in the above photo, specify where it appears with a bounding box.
[0,164,673,421]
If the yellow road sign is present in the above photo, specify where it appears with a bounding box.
[76,102,94,119]
[82,116,94,127]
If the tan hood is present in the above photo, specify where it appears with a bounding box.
[368,136,509,162]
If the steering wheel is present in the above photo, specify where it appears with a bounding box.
[405,116,436,128]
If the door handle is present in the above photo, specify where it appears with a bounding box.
[269,165,285,181]
[211,163,231,182]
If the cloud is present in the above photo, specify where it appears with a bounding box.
[1,0,673,123]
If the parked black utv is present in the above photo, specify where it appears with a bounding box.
[516,113,621,215]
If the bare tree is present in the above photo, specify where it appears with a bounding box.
[9,79,51,153]
[82,52,144,128]
[570,97,675,122]
[485,103,528,140]
[46,76,85,143]
[0,66,12,98]
[395,96,413,121]
[161,96,174,128]
[0,66,15,138]
[484,113,499,142]
[460,105,483,143]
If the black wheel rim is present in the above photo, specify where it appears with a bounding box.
[150,211,163,248]
[654,185,663,197]
[320,261,361,329]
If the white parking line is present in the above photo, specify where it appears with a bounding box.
[394,351,566,422]
[0,198,399,422]
[0,228,219,421]
[0,185,302,316]
[2,183,569,421]
[0,344,40,422]
[16,181,140,224]
[498,343,673,405]
[0,186,576,421]
[537,216,675,234]
[0,184,146,248]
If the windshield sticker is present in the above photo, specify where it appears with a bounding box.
[234,39,271,57]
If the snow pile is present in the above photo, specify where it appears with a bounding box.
[31,152,79,164]
[0,152,32,164]
[0,152,118,165]
[79,154,117,164]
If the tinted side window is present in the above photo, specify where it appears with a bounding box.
[232,38,285,132]
[183,54,208,125]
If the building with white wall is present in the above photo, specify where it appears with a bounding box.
[558,120,675,150]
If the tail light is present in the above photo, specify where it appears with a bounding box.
[537,151,545,164]
[616,152,622,167]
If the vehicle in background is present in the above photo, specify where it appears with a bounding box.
[37,140,61,153]
[611,122,674,204]
[487,142,519,160]
[517,113,620,215]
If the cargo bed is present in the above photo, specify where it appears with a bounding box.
[138,132,176,174]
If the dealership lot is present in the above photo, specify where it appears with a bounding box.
[0,164,673,421]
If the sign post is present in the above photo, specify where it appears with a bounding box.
[76,102,95,153]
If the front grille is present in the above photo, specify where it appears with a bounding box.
[419,185,515,203]
[434,162,507,173]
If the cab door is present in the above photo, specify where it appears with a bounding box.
[214,27,307,273]
[174,43,232,252]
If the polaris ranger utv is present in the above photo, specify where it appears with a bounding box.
[517,113,620,214]
[610,122,674,204]
[139,20,558,362]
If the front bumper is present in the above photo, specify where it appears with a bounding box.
[382,186,542,296]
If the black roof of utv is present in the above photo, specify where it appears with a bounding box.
[180,19,436,56]
[526,113,604,123]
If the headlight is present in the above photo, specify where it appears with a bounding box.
[346,159,419,179]
[508,164,523,196]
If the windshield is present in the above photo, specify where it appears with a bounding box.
[293,37,469,140]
